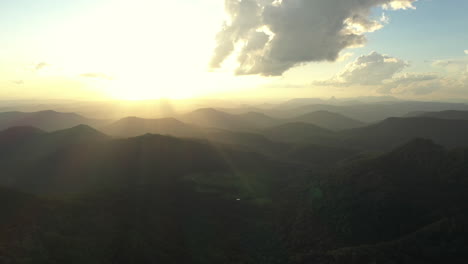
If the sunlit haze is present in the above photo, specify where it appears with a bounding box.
[1,0,467,101]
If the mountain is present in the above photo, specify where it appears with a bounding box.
[0,126,44,148]
[0,110,107,131]
[417,110,468,120]
[266,101,468,122]
[104,116,288,157]
[104,117,200,138]
[0,126,289,195]
[284,144,359,167]
[341,117,468,150]
[181,108,254,131]
[236,111,281,128]
[286,139,468,263]
[291,110,365,130]
[0,128,295,263]
[276,98,328,109]
[181,108,282,132]
[0,125,109,179]
[203,129,289,156]
[262,122,334,143]
[1,121,468,263]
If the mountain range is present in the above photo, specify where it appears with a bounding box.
[1,101,468,263]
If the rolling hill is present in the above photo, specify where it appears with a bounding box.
[1,121,468,263]
[104,116,288,156]
[341,117,468,150]
[104,116,200,138]
[291,110,365,130]
[416,110,468,120]
[287,139,468,263]
[181,108,254,131]
[0,110,107,131]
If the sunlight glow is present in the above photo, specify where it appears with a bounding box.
[39,0,236,100]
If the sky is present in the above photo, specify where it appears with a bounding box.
[0,0,467,101]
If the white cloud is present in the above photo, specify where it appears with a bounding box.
[211,0,416,76]
[379,73,440,95]
[382,0,416,10]
[79,72,113,80]
[317,52,408,86]
[464,50,468,55]
[315,52,456,96]
[34,62,49,71]
[11,80,25,85]
[432,59,468,73]
[380,12,390,24]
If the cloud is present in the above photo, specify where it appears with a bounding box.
[382,0,416,10]
[379,73,441,95]
[79,73,113,80]
[317,52,408,86]
[432,59,468,73]
[380,12,390,24]
[34,62,49,71]
[11,80,25,85]
[315,51,448,96]
[465,50,468,55]
[211,0,416,76]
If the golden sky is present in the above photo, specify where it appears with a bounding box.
[1,0,467,101]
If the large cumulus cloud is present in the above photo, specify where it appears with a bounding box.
[379,73,441,95]
[316,52,445,96]
[210,0,416,76]
[315,52,408,86]
[338,52,408,85]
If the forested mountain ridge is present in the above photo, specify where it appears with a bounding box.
[1,105,468,263]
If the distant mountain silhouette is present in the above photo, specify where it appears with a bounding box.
[276,98,328,109]
[341,117,468,150]
[264,101,468,122]
[48,124,109,142]
[291,110,365,130]
[0,110,106,131]
[416,110,468,120]
[105,117,200,138]
[236,111,281,128]
[0,127,288,195]
[181,108,283,131]
[104,116,288,156]
[181,108,254,131]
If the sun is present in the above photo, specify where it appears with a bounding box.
[41,0,228,100]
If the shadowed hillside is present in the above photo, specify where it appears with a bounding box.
[1,105,468,263]
[284,139,468,263]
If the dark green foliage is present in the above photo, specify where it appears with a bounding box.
[286,139,468,263]
[1,116,468,263]
[0,127,294,263]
